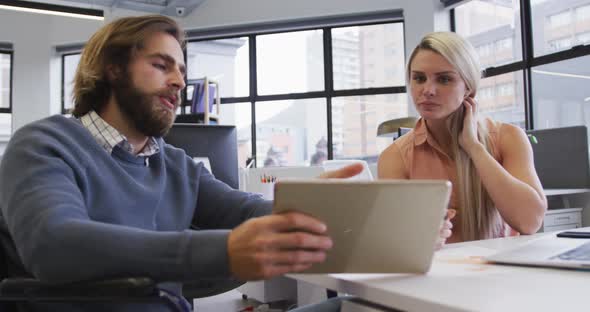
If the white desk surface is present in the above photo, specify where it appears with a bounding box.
[289,228,590,312]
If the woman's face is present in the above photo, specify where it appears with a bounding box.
[409,49,469,121]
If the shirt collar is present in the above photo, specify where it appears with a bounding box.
[413,118,452,159]
[79,110,160,157]
[413,118,428,146]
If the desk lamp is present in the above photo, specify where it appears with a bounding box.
[376,117,419,140]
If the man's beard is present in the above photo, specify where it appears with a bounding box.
[112,74,179,137]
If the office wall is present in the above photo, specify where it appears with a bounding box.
[0,0,448,135]
[179,0,446,67]
[0,10,101,132]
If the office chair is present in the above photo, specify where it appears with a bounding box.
[0,277,184,310]
[0,235,187,312]
[0,231,247,311]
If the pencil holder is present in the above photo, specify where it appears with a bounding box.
[259,181,275,200]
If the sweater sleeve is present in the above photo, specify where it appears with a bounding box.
[193,166,273,230]
[0,125,267,283]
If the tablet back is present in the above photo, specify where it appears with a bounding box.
[273,179,451,273]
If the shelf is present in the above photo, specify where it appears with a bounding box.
[183,77,220,125]
[174,113,218,124]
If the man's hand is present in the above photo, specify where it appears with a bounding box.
[318,163,364,179]
[228,212,332,281]
[227,163,363,281]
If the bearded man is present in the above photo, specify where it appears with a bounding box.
[0,15,361,312]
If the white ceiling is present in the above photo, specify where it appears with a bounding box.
[24,0,207,17]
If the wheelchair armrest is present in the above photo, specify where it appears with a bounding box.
[0,277,157,297]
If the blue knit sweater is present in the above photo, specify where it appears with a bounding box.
[0,115,272,311]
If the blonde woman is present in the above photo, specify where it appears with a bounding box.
[378,32,547,244]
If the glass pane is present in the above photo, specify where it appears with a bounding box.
[532,0,590,56]
[455,0,522,68]
[257,30,324,95]
[218,102,252,168]
[0,113,11,136]
[255,99,327,167]
[63,54,81,111]
[332,94,410,163]
[186,38,249,98]
[332,23,405,90]
[0,53,10,109]
[532,55,590,129]
[478,71,525,127]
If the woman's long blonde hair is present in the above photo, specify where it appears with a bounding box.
[407,32,502,241]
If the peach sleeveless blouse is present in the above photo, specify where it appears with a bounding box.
[390,118,515,243]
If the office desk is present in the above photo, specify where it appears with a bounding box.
[289,228,590,312]
[543,189,590,230]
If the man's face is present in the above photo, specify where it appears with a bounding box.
[112,31,186,137]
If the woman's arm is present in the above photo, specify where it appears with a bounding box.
[466,123,547,234]
[460,98,547,234]
[462,110,547,234]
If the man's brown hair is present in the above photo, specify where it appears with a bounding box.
[71,15,185,117]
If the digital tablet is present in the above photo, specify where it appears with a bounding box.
[273,179,451,273]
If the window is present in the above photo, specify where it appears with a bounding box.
[62,53,81,113]
[576,31,590,44]
[495,37,513,53]
[478,86,494,100]
[476,42,494,58]
[576,4,590,21]
[532,55,590,129]
[454,0,521,68]
[257,30,324,95]
[186,38,249,98]
[452,0,590,132]
[0,52,10,110]
[496,82,514,97]
[0,49,12,136]
[255,99,327,167]
[547,10,572,28]
[548,37,572,52]
[218,102,252,168]
[479,72,524,127]
[186,16,406,167]
[534,1,590,56]
[333,23,405,89]
[332,94,407,161]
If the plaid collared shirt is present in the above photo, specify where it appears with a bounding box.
[79,111,159,166]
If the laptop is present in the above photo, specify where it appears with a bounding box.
[273,179,451,273]
[486,234,590,270]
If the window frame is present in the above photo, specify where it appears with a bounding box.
[61,51,82,114]
[0,48,13,114]
[450,0,590,130]
[185,18,407,167]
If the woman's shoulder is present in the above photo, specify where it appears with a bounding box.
[392,129,416,151]
[380,129,415,164]
[483,118,524,142]
[483,118,525,139]
[483,118,528,161]
[483,117,522,131]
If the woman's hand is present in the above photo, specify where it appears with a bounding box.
[458,97,484,156]
[435,209,456,250]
